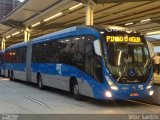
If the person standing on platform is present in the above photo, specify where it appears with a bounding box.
[153,53,160,75]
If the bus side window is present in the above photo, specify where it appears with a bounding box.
[21,47,27,63]
[0,54,1,65]
[14,48,21,63]
[32,45,36,63]
[32,44,43,63]
[70,37,79,67]
[78,37,85,70]
[85,43,94,76]
[70,36,85,70]
[50,41,60,63]
[94,53,103,83]
[42,42,51,63]
[59,39,71,64]
[11,50,16,63]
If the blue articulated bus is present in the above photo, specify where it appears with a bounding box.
[0,50,5,76]
[1,26,154,100]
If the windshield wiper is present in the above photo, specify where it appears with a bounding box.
[143,58,151,74]
[144,59,151,68]
[118,56,130,82]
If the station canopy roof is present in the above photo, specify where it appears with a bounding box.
[0,0,160,47]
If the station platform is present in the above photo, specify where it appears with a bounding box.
[138,74,160,106]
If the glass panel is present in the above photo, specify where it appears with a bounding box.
[105,34,150,78]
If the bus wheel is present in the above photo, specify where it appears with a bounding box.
[72,80,82,100]
[37,75,44,90]
[10,72,14,81]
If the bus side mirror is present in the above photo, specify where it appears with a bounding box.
[147,41,155,58]
[93,40,102,57]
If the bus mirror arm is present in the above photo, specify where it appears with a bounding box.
[93,40,102,57]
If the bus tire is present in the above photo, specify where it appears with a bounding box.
[37,74,44,90]
[10,71,14,81]
[72,80,82,100]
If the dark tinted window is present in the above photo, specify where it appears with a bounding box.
[42,41,61,63]
[50,41,60,63]
[20,47,27,63]
[41,42,51,62]
[5,46,27,63]
[5,50,15,63]
[59,39,71,64]
[70,37,81,69]
[15,48,20,63]
[32,43,43,63]
[32,41,61,63]
[31,35,103,82]
[85,39,94,76]
[0,53,4,65]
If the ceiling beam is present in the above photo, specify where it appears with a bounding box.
[74,0,157,4]
[1,20,24,29]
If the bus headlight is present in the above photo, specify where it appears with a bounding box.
[105,76,119,90]
[146,80,153,89]
[147,85,152,89]
[105,91,112,98]
[149,90,154,96]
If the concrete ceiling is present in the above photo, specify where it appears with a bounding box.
[0,0,160,47]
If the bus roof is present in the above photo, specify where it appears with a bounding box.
[5,25,140,50]
[31,26,98,44]
[0,50,4,53]
[6,26,98,50]
[6,41,27,50]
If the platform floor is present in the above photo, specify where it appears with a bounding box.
[134,73,160,105]
[0,77,160,115]
[138,84,160,105]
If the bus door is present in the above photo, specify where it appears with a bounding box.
[81,39,103,97]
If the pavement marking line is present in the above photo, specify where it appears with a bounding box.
[126,99,160,108]
[24,96,67,114]
[0,84,17,92]
[24,96,47,106]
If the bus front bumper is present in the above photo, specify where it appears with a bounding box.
[101,89,154,100]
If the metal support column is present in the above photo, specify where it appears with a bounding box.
[1,40,3,50]
[24,27,30,42]
[1,38,6,50]
[85,0,95,25]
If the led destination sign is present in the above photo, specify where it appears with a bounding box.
[106,36,142,43]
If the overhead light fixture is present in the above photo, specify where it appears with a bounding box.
[69,3,83,10]
[12,31,20,36]
[146,31,160,35]
[6,35,11,39]
[140,18,151,23]
[44,12,63,22]
[31,22,41,27]
[125,22,133,26]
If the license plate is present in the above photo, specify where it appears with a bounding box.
[130,92,139,96]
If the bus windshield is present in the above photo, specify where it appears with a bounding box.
[105,34,151,78]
